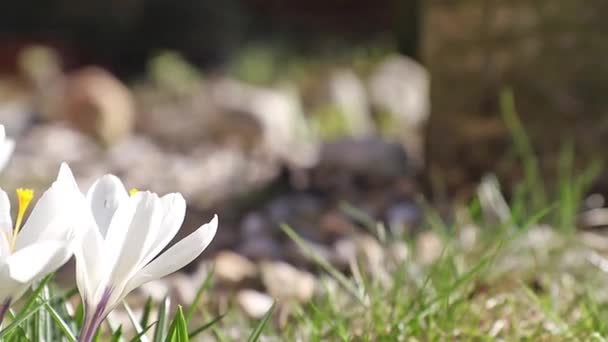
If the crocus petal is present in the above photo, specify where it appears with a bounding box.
[15,168,80,249]
[0,231,9,259]
[57,163,80,191]
[0,188,12,238]
[6,240,70,283]
[0,126,14,172]
[0,262,23,304]
[86,175,128,237]
[108,192,163,286]
[102,193,138,272]
[74,222,106,305]
[137,193,186,270]
[121,215,218,299]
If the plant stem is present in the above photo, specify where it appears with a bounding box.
[0,298,10,326]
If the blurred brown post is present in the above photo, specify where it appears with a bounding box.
[394,0,422,62]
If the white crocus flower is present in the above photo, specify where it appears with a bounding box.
[0,163,81,324]
[74,175,218,342]
[0,125,15,172]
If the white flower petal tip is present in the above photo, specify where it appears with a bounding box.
[0,124,15,173]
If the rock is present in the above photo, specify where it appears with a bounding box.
[388,241,410,263]
[318,211,358,241]
[168,273,198,304]
[334,235,388,282]
[477,174,511,225]
[316,137,409,183]
[18,123,101,162]
[214,251,258,284]
[211,79,319,168]
[327,69,374,137]
[108,141,280,209]
[458,224,479,251]
[260,261,316,303]
[240,212,272,239]
[267,193,323,223]
[134,87,219,151]
[516,225,561,250]
[369,54,430,169]
[386,201,421,236]
[238,237,283,260]
[2,124,102,190]
[416,231,443,265]
[0,98,35,137]
[46,66,135,145]
[237,289,274,319]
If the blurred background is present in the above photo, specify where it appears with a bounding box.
[0,0,605,265]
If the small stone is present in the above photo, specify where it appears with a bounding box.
[416,231,443,265]
[240,212,271,239]
[458,224,479,251]
[334,235,388,282]
[260,261,316,303]
[237,289,274,319]
[238,237,283,260]
[386,201,420,236]
[0,98,35,137]
[328,69,374,137]
[389,241,410,263]
[168,273,198,304]
[214,250,257,284]
[319,211,358,241]
[47,66,135,145]
[317,137,409,180]
[211,79,319,168]
[368,54,430,169]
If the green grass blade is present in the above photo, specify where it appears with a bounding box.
[188,313,226,338]
[165,306,188,342]
[281,223,366,304]
[0,301,46,339]
[129,323,158,342]
[184,266,215,323]
[246,302,275,342]
[110,325,123,342]
[123,301,150,342]
[140,297,153,330]
[153,296,171,342]
[43,301,77,342]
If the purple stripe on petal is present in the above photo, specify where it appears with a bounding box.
[78,288,113,342]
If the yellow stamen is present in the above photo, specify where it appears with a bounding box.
[11,188,34,250]
[129,188,139,196]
